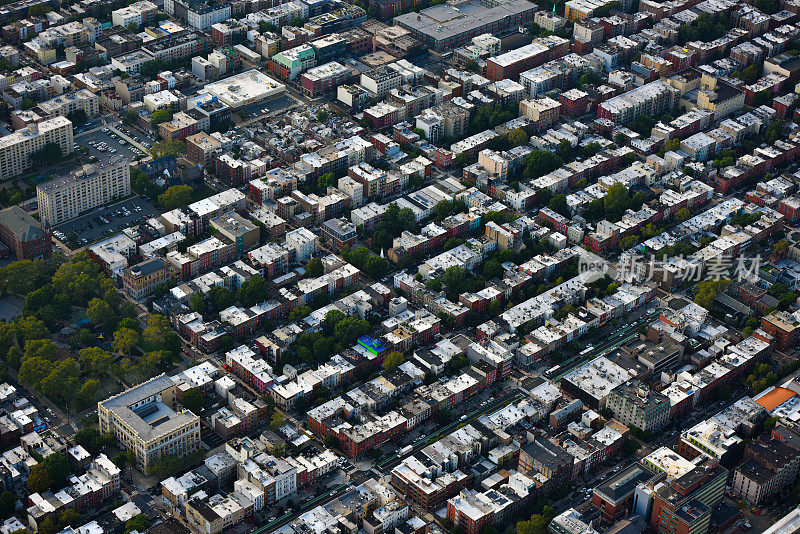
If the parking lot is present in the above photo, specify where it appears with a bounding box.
[53,197,158,248]
[114,123,156,151]
[241,94,300,120]
[77,128,147,162]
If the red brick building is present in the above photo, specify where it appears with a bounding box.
[0,206,51,259]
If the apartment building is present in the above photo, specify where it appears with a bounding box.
[606,381,670,432]
[731,437,800,505]
[760,311,799,350]
[0,117,73,181]
[321,217,357,252]
[597,80,679,123]
[98,375,201,472]
[111,1,157,28]
[122,258,178,300]
[37,89,99,120]
[37,155,130,226]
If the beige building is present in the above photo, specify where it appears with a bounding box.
[98,375,201,472]
[122,257,178,300]
[186,493,253,534]
[0,117,74,181]
[695,77,744,121]
[520,97,562,130]
[37,89,100,120]
[37,155,130,226]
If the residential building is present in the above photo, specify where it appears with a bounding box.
[37,155,130,226]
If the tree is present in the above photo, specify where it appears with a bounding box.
[142,314,180,354]
[39,517,58,534]
[323,309,345,334]
[0,491,15,518]
[289,305,312,321]
[29,3,51,15]
[66,109,88,127]
[140,59,168,79]
[324,435,339,449]
[585,199,605,222]
[58,508,81,528]
[259,20,278,33]
[464,59,479,72]
[148,140,185,160]
[675,207,691,222]
[548,194,569,217]
[208,286,235,311]
[75,427,104,455]
[158,185,193,210]
[27,463,52,494]
[30,143,62,166]
[0,259,50,295]
[756,0,780,14]
[620,235,639,250]
[78,379,100,406]
[182,388,203,414]
[483,259,502,279]
[126,21,138,33]
[77,347,113,376]
[189,292,206,313]
[604,182,630,221]
[694,279,731,309]
[556,140,574,161]
[426,279,443,291]
[24,338,59,361]
[316,109,329,123]
[86,298,117,331]
[508,128,529,147]
[238,276,269,306]
[124,515,150,534]
[52,253,113,305]
[21,98,36,110]
[522,150,562,180]
[113,327,140,355]
[271,412,285,429]
[123,109,139,125]
[306,257,323,278]
[150,109,173,128]
[382,351,404,371]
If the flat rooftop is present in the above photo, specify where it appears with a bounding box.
[99,375,198,444]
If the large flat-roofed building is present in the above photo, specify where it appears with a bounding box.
[394,0,538,52]
[597,80,679,123]
[0,206,51,259]
[200,69,286,109]
[98,375,201,472]
[606,380,670,432]
[37,155,130,226]
[37,89,99,120]
[0,117,73,181]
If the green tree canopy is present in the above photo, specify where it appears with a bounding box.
[158,185,193,210]
[150,109,172,128]
[237,276,269,307]
[30,143,62,166]
[182,388,203,414]
[306,258,323,278]
[382,351,404,371]
[208,286,235,311]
